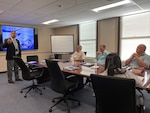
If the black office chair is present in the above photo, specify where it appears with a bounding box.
[26,55,39,62]
[84,52,87,56]
[45,59,80,113]
[13,56,45,98]
[91,74,143,113]
[26,55,39,68]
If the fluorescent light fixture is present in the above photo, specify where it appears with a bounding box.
[122,10,148,16]
[42,19,59,25]
[80,20,95,24]
[92,0,132,12]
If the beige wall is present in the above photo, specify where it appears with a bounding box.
[97,17,119,53]
[0,25,54,72]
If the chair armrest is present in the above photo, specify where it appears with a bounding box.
[29,66,44,74]
[31,66,44,70]
[66,75,76,79]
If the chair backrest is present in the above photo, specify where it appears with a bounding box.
[26,55,38,62]
[45,59,66,93]
[91,74,137,113]
[13,56,31,80]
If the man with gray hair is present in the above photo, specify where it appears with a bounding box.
[125,44,150,69]
[71,45,85,62]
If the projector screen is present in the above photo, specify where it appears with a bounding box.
[51,35,74,53]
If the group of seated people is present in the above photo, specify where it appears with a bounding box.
[70,44,150,89]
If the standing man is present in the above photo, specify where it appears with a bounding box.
[3,31,22,83]
[125,44,150,69]
[96,44,109,65]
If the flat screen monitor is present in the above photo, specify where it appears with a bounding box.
[1,25,38,51]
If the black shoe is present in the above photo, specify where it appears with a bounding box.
[15,79,23,81]
[8,80,15,83]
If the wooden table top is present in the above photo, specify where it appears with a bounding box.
[27,61,104,78]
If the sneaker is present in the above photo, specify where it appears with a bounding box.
[15,79,23,81]
[8,80,15,83]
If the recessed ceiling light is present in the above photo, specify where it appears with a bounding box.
[42,19,59,25]
[92,0,132,12]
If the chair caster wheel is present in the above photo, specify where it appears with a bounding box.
[49,108,52,112]
[24,96,27,98]
[78,102,80,105]
[52,100,55,102]
[67,110,70,113]
[43,87,45,89]
[20,91,23,93]
[40,93,42,95]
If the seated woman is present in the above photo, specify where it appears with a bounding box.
[100,52,150,88]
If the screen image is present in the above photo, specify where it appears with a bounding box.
[1,25,35,50]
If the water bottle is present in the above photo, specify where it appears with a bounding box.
[94,59,97,66]
[143,71,148,84]
[70,56,74,65]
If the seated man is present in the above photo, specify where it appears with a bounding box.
[96,44,109,65]
[70,45,85,66]
[125,44,150,69]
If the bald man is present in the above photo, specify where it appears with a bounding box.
[125,44,150,69]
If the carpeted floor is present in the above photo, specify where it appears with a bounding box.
[0,72,150,113]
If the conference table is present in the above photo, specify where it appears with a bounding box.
[27,59,150,88]
[59,62,105,77]
[27,59,105,86]
[28,60,105,77]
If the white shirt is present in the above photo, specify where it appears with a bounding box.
[71,51,85,60]
[70,51,85,66]
[11,37,19,55]
[99,70,143,87]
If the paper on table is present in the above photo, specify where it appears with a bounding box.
[91,65,99,69]
[64,66,79,71]
[82,63,94,67]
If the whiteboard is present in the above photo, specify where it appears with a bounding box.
[50,35,74,53]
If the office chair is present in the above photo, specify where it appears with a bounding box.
[84,52,87,56]
[26,55,39,62]
[45,59,80,113]
[90,74,144,113]
[13,56,45,98]
[26,55,38,67]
